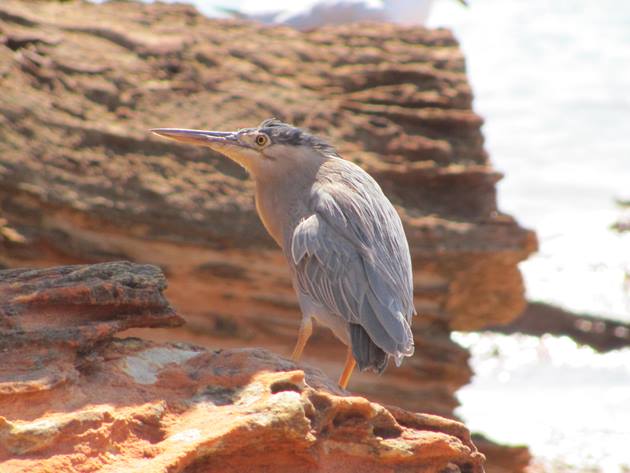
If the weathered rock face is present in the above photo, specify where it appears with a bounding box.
[0,0,535,432]
[0,262,485,473]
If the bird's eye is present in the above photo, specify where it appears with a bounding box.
[255,134,268,146]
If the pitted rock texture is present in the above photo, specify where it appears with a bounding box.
[0,343,486,473]
[0,261,181,343]
[0,262,485,473]
[0,0,534,433]
[0,261,183,398]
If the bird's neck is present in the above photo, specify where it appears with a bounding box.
[253,157,324,250]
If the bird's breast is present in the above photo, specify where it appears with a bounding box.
[255,193,284,247]
[254,180,311,251]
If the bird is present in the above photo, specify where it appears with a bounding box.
[151,119,415,389]
[220,0,468,30]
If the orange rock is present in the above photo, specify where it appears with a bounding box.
[0,341,485,472]
[0,0,535,419]
[0,263,484,473]
[0,0,535,469]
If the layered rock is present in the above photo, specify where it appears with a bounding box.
[0,262,485,473]
[0,0,535,418]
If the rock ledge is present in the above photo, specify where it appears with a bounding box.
[0,262,484,473]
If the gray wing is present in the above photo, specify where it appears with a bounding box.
[290,159,415,363]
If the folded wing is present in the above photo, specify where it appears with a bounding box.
[290,160,415,366]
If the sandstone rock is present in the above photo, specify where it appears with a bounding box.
[472,435,530,473]
[0,261,183,398]
[0,1,535,470]
[0,262,485,473]
[0,0,535,416]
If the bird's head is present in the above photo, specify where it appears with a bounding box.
[151,119,336,177]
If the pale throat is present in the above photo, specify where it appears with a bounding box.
[254,182,286,247]
[252,148,327,250]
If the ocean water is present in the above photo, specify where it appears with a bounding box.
[429,2,630,471]
[454,333,630,472]
[430,0,630,322]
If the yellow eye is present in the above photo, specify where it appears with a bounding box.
[255,134,268,146]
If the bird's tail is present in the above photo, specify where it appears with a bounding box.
[349,323,388,374]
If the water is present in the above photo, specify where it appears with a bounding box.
[429,2,630,471]
[429,0,630,320]
[454,333,630,472]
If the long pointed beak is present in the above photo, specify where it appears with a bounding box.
[150,128,237,147]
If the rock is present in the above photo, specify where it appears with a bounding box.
[612,199,629,233]
[0,261,183,398]
[0,261,182,339]
[0,1,535,470]
[488,301,630,352]
[472,435,530,473]
[0,0,535,415]
[0,31,60,51]
[0,262,485,473]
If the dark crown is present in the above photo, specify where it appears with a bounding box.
[257,118,337,155]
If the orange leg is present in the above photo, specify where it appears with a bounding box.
[338,348,356,389]
[291,318,313,362]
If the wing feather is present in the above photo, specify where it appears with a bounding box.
[290,159,415,360]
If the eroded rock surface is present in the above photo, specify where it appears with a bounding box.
[0,0,535,418]
[0,262,485,473]
[0,261,182,398]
